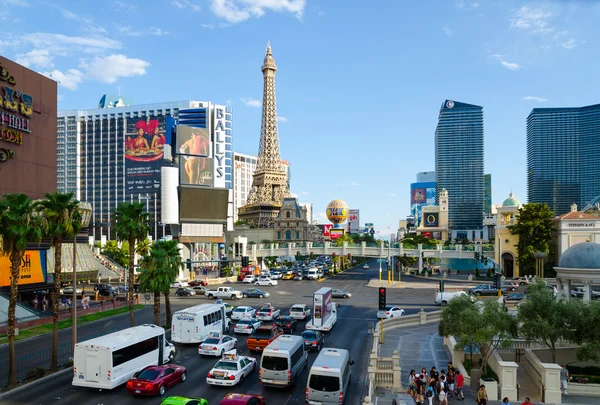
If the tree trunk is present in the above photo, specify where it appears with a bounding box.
[153,291,160,326]
[7,249,22,389]
[50,239,62,371]
[128,237,135,326]
[164,291,172,328]
[551,341,556,363]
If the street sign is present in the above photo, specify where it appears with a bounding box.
[377,259,387,263]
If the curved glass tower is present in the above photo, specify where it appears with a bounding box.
[527,104,600,215]
[435,100,484,236]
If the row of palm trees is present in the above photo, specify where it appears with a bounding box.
[0,192,183,389]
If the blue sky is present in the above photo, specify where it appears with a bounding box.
[3,0,600,236]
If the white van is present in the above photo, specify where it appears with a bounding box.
[307,268,319,280]
[434,291,475,306]
[259,335,307,388]
[72,324,175,390]
[171,304,230,343]
[306,348,354,405]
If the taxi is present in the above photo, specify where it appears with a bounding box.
[282,272,294,280]
[255,303,280,321]
[231,306,257,321]
[233,317,262,334]
[215,299,234,315]
[206,350,257,386]
[161,396,208,405]
[218,393,266,405]
[198,332,238,356]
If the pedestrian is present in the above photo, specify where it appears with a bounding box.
[438,375,449,405]
[561,364,569,394]
[415,374,425,405]
[502,397,511,405]
[430,367,439,399]
[409,369,417,397]
[521,398,532,405]
[426,378,435,405]
[448,361,454,372]
[32,296,39,310]
[455,370,465,400]
[477,384,488,405]
[42,296,48,312]
[61,296,67,311]
[446,368,455,399]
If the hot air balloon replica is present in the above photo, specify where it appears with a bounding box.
[326,200,349,229]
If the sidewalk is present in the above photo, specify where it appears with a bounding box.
[375,322,597,405]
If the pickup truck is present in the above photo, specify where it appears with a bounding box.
[205,286,244,300]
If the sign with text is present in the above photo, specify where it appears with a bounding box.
[348,209,360,233]
[323,224,332,239]
[0,250,46,287]
[424,213,439,227]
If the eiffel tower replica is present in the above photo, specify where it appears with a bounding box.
[238,42,291,228]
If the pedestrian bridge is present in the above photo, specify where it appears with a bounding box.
[248,241,494,269]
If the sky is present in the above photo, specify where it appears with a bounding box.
[2,0,600,236]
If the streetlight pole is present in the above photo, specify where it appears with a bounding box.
[388,226,392,284]
[72,233,78,354]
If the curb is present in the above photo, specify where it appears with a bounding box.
[0,366,72,400]
[410,274,492,284]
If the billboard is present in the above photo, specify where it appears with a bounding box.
[323,224,332,239]
[330,228,344,240]
[423,213,439,227]
[176,125,210,157]
[348,209,360,233]
[410,182,436,227]
[364,222,374,234]
[212,106,227,188]
[179,156,214,186]
[179,186,230,224]
[125,117,167,194]
[0,250,47,287]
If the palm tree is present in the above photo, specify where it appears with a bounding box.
[113,202,149,326]
[35,192,82,372]
[334,233,352,247]
[138,248,168,326]
[159,240,183,327]
[0,194,45,389]
[136,238,151,257]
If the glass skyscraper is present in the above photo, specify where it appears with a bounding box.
[435,100,484,238]
[527,104,600,215]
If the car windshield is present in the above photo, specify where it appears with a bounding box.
[259,308,272,312]
[309,374,340,391]
[333,289,341,293]
[137,369,161,380]
[238,320,251,325]
[204,338,220,344]
[277,317,292,323]
[261,356,289,371]
[233,308,247,312]
[251,329,272,338]
[214,361,238,371]
[290,307,304,312]
[302,331,317,340]
[386,306,394,310]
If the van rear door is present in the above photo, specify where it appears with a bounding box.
[85,349,100,383]
[307,371,342,404]
[260,353,289,386]
[174,314,195,342]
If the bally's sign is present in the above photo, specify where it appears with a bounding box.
[213,107,226,188]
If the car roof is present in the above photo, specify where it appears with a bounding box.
[220,393,264,404]
[235,306,252,310]
[161,396,206,405]
[141,365,170,372]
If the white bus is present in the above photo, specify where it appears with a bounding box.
[72,324,175,390]
[171,303,230,344]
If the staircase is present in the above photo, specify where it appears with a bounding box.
[93,253,125,280]
[0,292,40,326]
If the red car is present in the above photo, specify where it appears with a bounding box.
[126,365,187,396]
[219,393,266,405]
[189,280,208,287]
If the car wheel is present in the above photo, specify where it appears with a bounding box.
[220,349,224,356]
[168,351,175,362]
[207,294,213,299]
[259,294,264,298]
[232,295,237,300]
[243,294,247,298]
[181,371,187,382]
[475,292,481,296]
[317,343,321,351]
[234,340,238,348]
[158,384,166,396]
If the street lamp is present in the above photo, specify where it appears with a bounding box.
[72,202,93,354]
[533,251,547,279]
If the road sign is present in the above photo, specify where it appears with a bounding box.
[377,259,386,263]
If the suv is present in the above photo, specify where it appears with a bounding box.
[95,283,117,297]
[175,287,196,296]
[435,291,475,306]
[246,325,283,351]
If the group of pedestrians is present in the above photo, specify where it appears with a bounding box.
[407,362,465,405]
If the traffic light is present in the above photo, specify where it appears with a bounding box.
[475,252,480,261]
[439,280,445,293]
[378,287,387,310]
[347,253,351,260]
[241,256,249,267]
[483,256,488,265]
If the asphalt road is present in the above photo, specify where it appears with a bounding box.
[2,260,439,405]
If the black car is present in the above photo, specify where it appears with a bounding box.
[241,288,270,298]
[175,287,195,296]
[274,316,297,333]
[301,330,324,351]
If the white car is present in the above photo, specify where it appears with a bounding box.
[363,263,369,269]
[256,304,281,321]
[289,304,311,320]
[206,350,257,386]
[234,317,262,334]
[242,275,257,284]
[231,306,257,321]
[170,281,189,288]
[255,276,278,286]
[270,271,283,280]
[198,333,238,356]
[377,305,405,319]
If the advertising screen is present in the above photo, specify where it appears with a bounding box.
[0,250,47,287]
[125,116,167,194]
[410,182,436,226]
[424,213,439,227]
[176,125,210,157]
[330,229,344,240]
[348,209,360,233]
[179,186,229,223]
[323,224,332,238]
[179,156,214,186]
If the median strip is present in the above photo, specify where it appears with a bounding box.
[0,304,145,345]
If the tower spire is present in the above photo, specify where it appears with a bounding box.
[238,43,292,228]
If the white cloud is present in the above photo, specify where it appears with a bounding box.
[172,0,201,12]
[42,69,84,90]
[388,193,397,197]
[81,54,150,84]
[23,33,121,52]
[522,96,548,102]
[116,25,141,36]
[510,6,553,33]
[456,1,478,9]
[301,191,309,196]
[149,27,169,36]
[241,97,261,107]
[225,99,232,105]
[277,116,287,123]
[210,0,306,24]
[59,8,106,33]
[115,1,136,11]
[343,182,360,187]
[15,49,53,68]
[560,38,578,49]
[442,26,453,36]
[317,212,327,222]
[317,11,324,16]
[490,54,521,71]
[2,0,28,6]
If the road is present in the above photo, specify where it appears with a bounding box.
[2,260,440,405]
